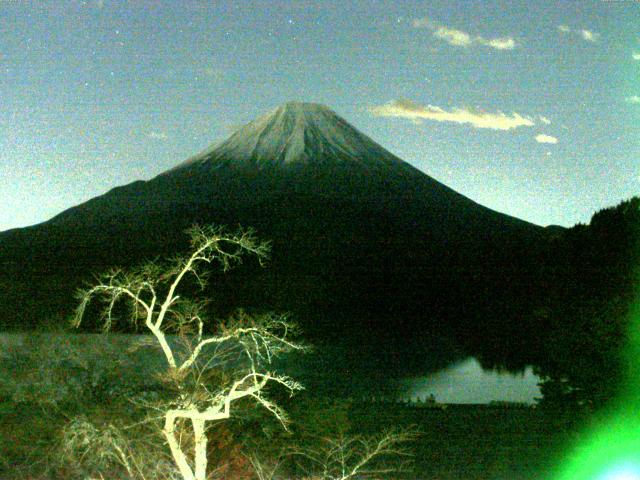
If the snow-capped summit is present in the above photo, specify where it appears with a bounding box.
[171,101,406,172]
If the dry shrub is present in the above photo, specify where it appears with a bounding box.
[54,414,181,480]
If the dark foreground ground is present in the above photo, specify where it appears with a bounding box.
[0,333,584,479]
[0,396,582,480]
[348,401,581,480]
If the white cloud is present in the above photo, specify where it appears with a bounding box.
[535,134,558,144]
[413,17,516,50]
[557,25,599,42]
[433,26,473,47]
[480,37,516,50]
[539,116,551,125]
[626,95,640,104]
[580,29,599,42]
[632,52,640,60]
[149,131,168,140]
[370,99,535,131]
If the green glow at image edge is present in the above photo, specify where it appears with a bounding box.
[552,296,640,480]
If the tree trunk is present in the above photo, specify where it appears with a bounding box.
[164,412,196,480]
[193,418,209,480]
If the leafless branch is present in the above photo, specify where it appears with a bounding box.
[292,428,419,480]
[71,224,303,480]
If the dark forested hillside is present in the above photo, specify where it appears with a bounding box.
[524,197,639,409]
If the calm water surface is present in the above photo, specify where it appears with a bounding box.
[398,357,541,404]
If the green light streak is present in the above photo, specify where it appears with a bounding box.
[552,297,640,480]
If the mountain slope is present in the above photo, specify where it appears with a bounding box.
[0,102,549,383]
[170,101,407,171]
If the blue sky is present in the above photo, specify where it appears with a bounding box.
[1,0,638,231]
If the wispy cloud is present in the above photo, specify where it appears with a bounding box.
[432,26,473,47]
[626,95,640,104]
[149,131,168,140]
[557,25,599,42]
[633,52,640,60]
[539,116,551,125]
[580,29,599,42]
[370,99,534,131]
[412,17,517,50]
[480,37,516,50]
[535,134,558,144]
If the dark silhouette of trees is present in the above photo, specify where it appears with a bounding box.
[534,197,640,411]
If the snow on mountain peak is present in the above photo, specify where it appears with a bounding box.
[171,102,406,171]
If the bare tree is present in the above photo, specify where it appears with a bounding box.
[291,429,417,480]
[73,225,305,480]
[247,428,417,480]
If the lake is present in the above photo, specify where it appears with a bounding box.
[0,333,541,404]
[397,357,541,404]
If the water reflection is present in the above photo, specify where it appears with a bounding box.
[397,357,541,404]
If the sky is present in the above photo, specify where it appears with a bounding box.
[1,0,638,231]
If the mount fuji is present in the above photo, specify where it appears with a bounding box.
[0,102,549,379]
[171,101,407,170]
